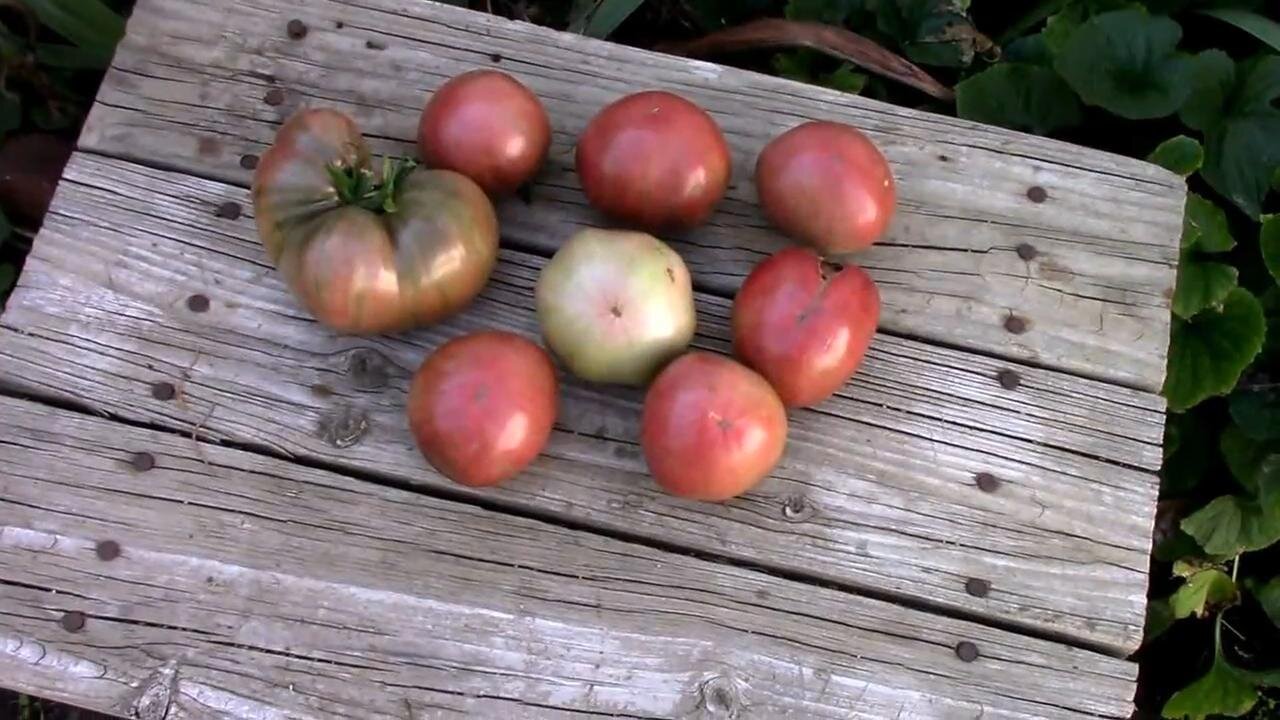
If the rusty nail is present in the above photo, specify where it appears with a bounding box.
[150,381,176,401]
[264,88,285,106]
[95,540,121,561]
[129,451,156,472]
[965,578,991,598]
[955,641,980,662]
[997,369,1021,390]
[215,201,242,220]
[335,20,345,29]
[240,154,260,170]
[59,611,86,633]
[490,52,503,63]
[186,294,210,313]
[286,19,308,40]
[1015,243,1038,260]
[1026,186,1048,203]
[974,472,1000,493]
[1004,315,1028,335]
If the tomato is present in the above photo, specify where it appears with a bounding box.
[575,90,731,232]
[418,69,552,196]
[755,121,896,254]
[732,247,880,408]
[641,352,787,501]
[536,228,696,386]
[407,331,558,487]
[253,108,499,335]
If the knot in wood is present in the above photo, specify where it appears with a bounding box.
[781,494,816,522]
[698,675,744,718]
[317,406,369,448]
[344,347,392,390]
[132,660,179,720]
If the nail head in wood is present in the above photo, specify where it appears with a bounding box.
[186,294,210,313]
[130,451,156,472]
[955,640,980,662]
[239,154,259,170]
[974,472,1000,493]
[996,369,1021,390]
[215,201,241,220]
[1026,186,1048,203]
[264,88,285,106]
[59,611,86,633]
[1015,243,1038,260]
[965,578,991,598]
[490,52,503,63]
[1004,315,1028,335]
[286,19,308,40]
[366,39,386,50]
[150,381,176,401]
[95,540,121,561]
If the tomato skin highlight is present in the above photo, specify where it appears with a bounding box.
[407,331,559,488]
[253,108,499,335]
[732,247,880,408]
[417,69,552,196]
[575,90,731,232]
[754,120,896,253]
[641,352,787,501]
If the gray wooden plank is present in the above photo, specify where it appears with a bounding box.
[80,0,1184,389]
[0,395,1138,719]
[0,152,1160,653]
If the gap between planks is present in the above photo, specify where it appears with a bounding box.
[0,394,1139,719]
[79,0,1185,390]
[1,151,1161,654]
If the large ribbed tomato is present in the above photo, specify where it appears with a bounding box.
[575,90,731,232]
[755,121,896,254]
[253,108,498,335]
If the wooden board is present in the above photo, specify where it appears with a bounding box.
[80,0,1185,390]
[0,153,1162,656]
[0,395,1140,719]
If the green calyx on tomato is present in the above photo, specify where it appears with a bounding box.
[325,157,419,215]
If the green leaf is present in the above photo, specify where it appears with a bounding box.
[1164,288,1266,412]
[1171,568,1238,619]
[23,0,124,62]
[1163,411,1214,495]
[1182,193,1234,252]
[1162,654,1259,720]
[1231,389,1280,442]
[1273,165,1280,193]
[1221,425,1275,494]
[0,263,14,298]
[1198,8,1280,54]
[35,43,112,69]
[1003,34,1051,66]
[955,64,1082,135]
[1149,136,1204,177]
[821,64,868,94]
[1156,528,1205,562]
[1179,50,1235,133]
[1146,595,1176,643]
[1262,215,1280,286]
[1172,259,1237,319]
[567,0,646,38]
[1053,8,1193,120]
[1181,482,1280,557]
[1252,576,1280,628]
[1198,56,1280,219]
[877,0,982,68]
[0,208,11,244]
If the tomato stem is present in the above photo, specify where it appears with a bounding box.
[327,157,417,214]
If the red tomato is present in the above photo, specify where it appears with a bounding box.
[732,247,880,408]
[575,90,731,231]
[407,331,558,487]
[755,121,896,253]
[418,69,551,195]
[641,352,787,501]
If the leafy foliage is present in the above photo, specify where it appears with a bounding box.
[1150,135,1205,177]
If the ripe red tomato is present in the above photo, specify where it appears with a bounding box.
[575,90,731,232]
[732,247,880,408]
[641,352,787,501]
[407,331,558,487]
[418,69,551,195]
[755,121,896,253]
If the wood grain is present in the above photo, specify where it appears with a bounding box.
[80,0,1185,389]
[0,153,1160,653]
[0,395,1139,719]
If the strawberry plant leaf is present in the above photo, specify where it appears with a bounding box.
[1054,8,1193,120]
[1197,56,1280,219]
[1149,135,1204,177]
[1181,458,1280,556]
[1263,214,1280,285]
[1171,568,1238,619]
[1182,193,1234,252]
[1164,288,1266,412]
[1162,653,1259,720]
[1220,425,1275,494]
[1172,258,1237,319]
[1231,388,1280,442]
[956,63,1082,134]
[1179,50,1234,132]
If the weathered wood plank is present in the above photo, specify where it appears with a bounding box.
[80,0,1185,389]
[0,395,1138,719]
[1,153,1161,652]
